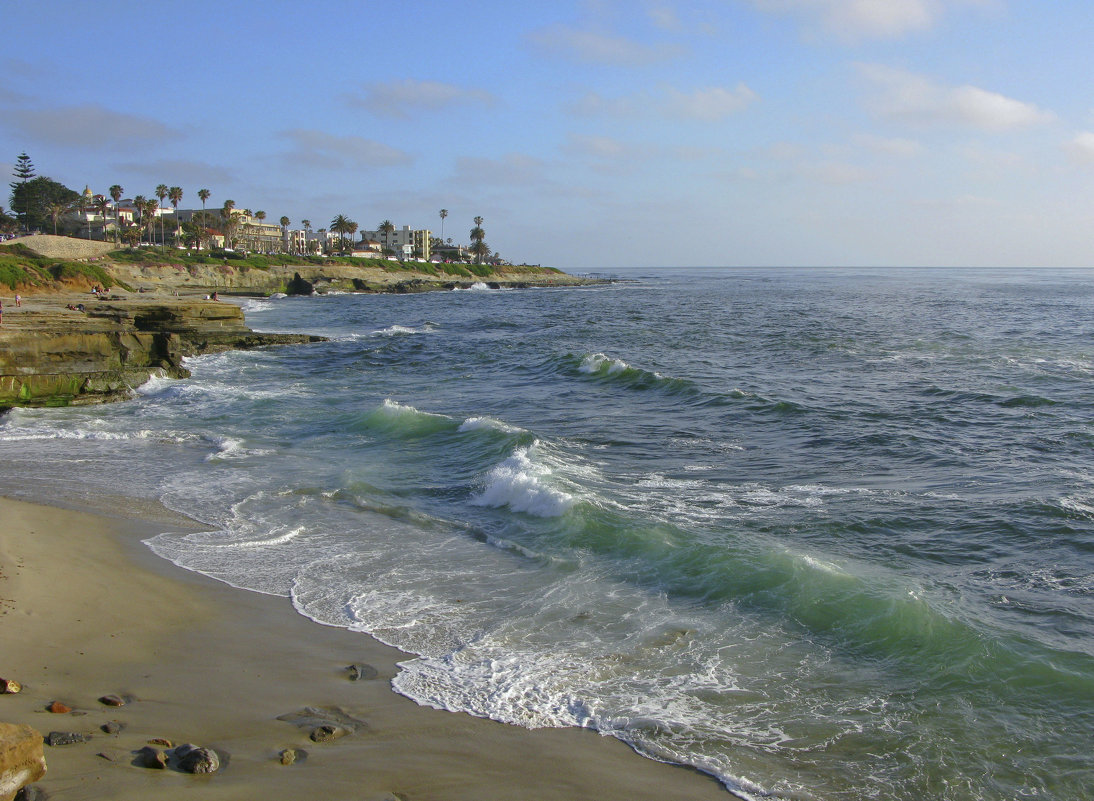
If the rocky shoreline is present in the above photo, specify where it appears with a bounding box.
[0,235,604,409]
[0,295,325,409]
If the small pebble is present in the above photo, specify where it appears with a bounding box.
[46,701,71,714]
[0,678,21,694]
[310,724,348,743]
[135,745,167,769]
[98,694,125,707]
[45,731,90,746]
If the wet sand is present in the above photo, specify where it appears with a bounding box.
[0,494,731,800]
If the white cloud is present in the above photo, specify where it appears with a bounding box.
[280,129,413,169]
[112,159,235,186]
[346,79,497,119]
[450,153,550,188]
[663,84,758,120]
[528,24,685,64]
[647,5,683,30]
[748,0,992,41]
[859,64,1055,131]
[568,83,757,121]
[853,133,924,157]
[2,105,179,148]
[800,160,874,184]
[1064,132,1094,165]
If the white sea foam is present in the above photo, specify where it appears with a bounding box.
[580,352,628,375]
[458,416,525,435]
[135,372,179,396]
[203,435,273,461]
[374,323,434,336]
[377,398,446,421]
[472,444,575,517]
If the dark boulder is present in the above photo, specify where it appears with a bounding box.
[285,272,314,296]
[345,663,378,681]
[134,745,167,769]
[175,743,221,774]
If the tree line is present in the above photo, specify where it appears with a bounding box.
[5,153,497,262]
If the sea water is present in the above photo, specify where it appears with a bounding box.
[1,267,1091,800]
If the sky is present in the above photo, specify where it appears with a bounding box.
[2,0,1093,269]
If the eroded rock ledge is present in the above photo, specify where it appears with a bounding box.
[0,298,325,409]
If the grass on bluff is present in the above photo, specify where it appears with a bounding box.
[0,242,133,291]
[104,248,563,278]
[1,241,565,290]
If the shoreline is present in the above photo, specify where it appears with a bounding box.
[0,492,733,800]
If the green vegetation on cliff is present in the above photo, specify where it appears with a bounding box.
[0,243,133,292]
[103,247,563,278]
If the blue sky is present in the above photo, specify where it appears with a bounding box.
[2,0,1092,269]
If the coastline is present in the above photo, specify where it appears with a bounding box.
[0,492,732,800]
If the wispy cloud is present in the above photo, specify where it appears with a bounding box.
[647,4,683,31]
[858,64,1055,131]
[1065,132,1094,165]
[664,85,758,120]
[562,133,658,174]
[569,83,757,121]
[1,104,180,148]
[279,129,414,169]
[345,79,497,119]
[528,24,685,65]
[747,0,993,41]
[449,153,550,188]
[112,159,236,187]
[853,133,924,157]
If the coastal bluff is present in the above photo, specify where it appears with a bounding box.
[0,297,324,409]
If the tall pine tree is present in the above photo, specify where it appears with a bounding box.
[9,152,35,231]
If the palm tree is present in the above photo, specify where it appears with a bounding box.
[155,184,168,249]
[133,195,146,244]
[144,199,159,245]
[470,216,487,264]
[301,219,311,255]
[47,202,70,235]
[221,200,237,249]
[109,185,123,244]
[439,208,448,241]
[93,195,110,240]
[197,188,211,249]
[378,219,395,255]
[168,186,183,244]
[348,220,359,250]
[279,216,290,253]
[330,214,354,252]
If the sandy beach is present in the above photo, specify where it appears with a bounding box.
[0,493,731,801]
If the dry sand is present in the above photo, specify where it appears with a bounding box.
[0,494,732,800]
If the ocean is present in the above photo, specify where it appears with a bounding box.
[1,266,1091,800]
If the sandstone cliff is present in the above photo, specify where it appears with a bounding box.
[0,298,324,409]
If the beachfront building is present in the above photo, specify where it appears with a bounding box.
[361,225,432,260]
[235,214,283,253]
[350,238,383,258]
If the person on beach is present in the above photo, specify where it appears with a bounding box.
[14,294,20,307]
